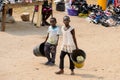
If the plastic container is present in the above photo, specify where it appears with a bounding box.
[33,42,45,57]
[97,0,107,10]
[67,9,78,16]
[70,49,86,68]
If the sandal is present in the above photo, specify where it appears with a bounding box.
[55,70,64,74]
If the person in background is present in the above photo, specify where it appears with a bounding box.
[41,0,52,26]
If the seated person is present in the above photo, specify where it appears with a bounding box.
[41,0,52,26]
[34,0,52,26]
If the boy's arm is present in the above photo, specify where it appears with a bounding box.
[56,27,61,46]
[71,29,78,49]
[56,35,59,46]
[44,33,49,43]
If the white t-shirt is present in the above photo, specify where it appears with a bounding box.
[47,26,61,45]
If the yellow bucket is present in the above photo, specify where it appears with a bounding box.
[97,0,107,10]
[70,49,86,68]
[73,61,85,68]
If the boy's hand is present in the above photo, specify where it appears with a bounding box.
[56,43,58,46]
[44,41,47,44]
[76,47,79,50]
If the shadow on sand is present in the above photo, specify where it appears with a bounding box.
[63,73,104,79]
[0,21,48,36]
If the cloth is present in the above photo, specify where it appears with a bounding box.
[47,26,61,45]
[61,26,76,53]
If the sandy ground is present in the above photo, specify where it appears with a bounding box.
[0,1,120,80]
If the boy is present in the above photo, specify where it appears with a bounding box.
[44,17,60,65]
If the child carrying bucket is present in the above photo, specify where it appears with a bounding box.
[55,16,78,75]
[44,17,61,66]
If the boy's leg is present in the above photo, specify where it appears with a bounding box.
[44,43,51,64]
[50,45,57,64]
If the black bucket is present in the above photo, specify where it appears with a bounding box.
[33,42,45,57]
[56,2,65,11]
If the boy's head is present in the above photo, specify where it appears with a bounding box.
[63,16,70,25]
[50,17,57,26]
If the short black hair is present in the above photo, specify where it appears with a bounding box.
[50,17,57,22]
[63,16,70,21]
